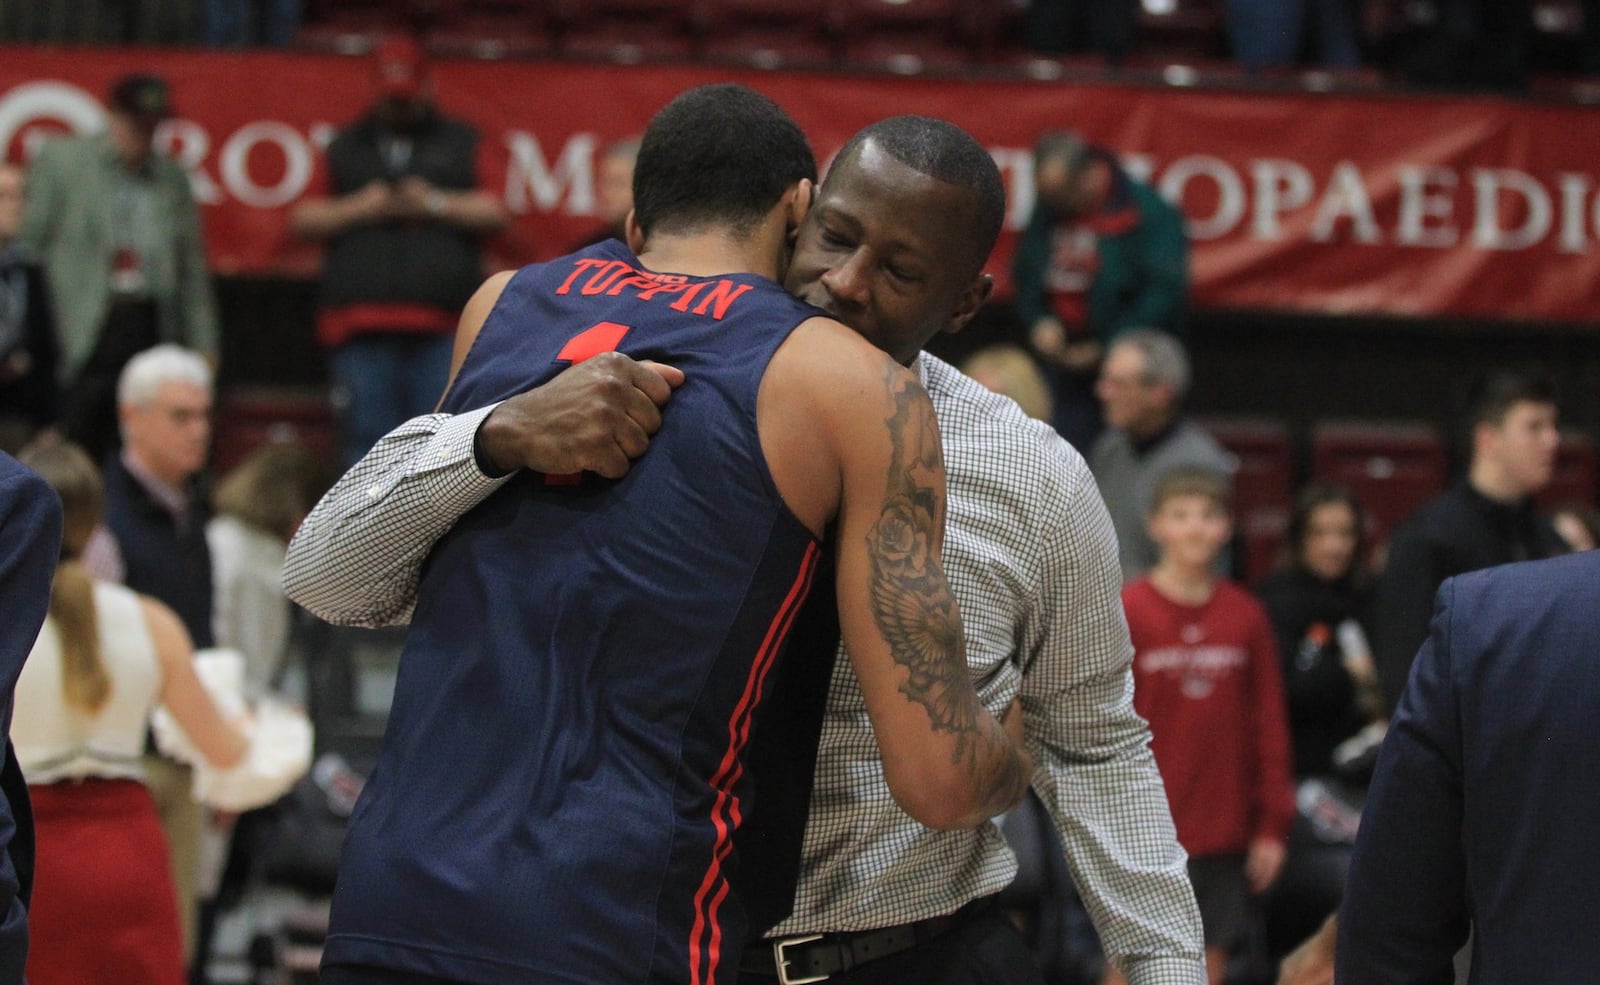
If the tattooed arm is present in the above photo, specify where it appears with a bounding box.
[763,319,1033,830]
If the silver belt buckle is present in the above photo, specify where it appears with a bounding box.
[774,934,828,985]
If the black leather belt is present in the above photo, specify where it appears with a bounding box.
[740,898,991,984]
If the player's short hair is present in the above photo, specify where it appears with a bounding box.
[832,115,1006,276]
[632,84,816,241]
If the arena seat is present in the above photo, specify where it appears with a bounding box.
[1132,0,1225,64]
[212,386,339,478]
[423,0,556,58]
[1309,419,1448,549]
[1197,414,1296,583]
[696,0,841,69]
[551,0,699,62]
[295,0,419,51]
[833,0,977,74]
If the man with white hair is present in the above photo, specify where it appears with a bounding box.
[106,343,215,648]
[103,342,215,965]
[1089,328,1232,581]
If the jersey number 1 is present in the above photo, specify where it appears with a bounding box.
[547,321,632,485]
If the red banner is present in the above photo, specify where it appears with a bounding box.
[3,46,1599,324]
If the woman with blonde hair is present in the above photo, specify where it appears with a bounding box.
[13,441,305,985]
[960,343,1056,423]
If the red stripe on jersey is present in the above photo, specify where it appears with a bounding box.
[688,540,822,985]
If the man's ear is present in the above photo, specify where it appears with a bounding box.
[942,272,995,337]
[624,209,645,253]
[786,178,814,240]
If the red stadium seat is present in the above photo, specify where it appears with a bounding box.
[296,0,418,51]
[1240,506,1290,586]
[212,386,339,478]
[551,0,699,62]
[697,0,841,69]
[1197,415,1296,584]
[1196,415,1295,516]
[1310,419,1448,550]
[423,0,556,58]
[1134,0,1224,62]
[833,0,976,74]
[1536,430,1597,510]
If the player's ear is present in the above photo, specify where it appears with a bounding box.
[624,209,645,253]
[785,178,814,237]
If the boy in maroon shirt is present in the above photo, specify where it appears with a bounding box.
[1122,465,1295,985]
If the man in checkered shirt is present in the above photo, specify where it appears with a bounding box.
[284,116,1204,985]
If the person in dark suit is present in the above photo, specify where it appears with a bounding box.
[0,161,61,453]
[1336,549,1600,983]
[0,449,65,985]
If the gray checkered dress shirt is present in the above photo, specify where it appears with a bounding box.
[281,354,1204,985]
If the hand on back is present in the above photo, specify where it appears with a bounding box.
[477,352,684,479]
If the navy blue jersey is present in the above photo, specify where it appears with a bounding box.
[323,241,831,985]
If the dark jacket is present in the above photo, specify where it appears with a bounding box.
[1012,163,1189,342]
[1256,566,1373,779]
[1339,551,1600,984]
[102,455,214,649]
[0,452,63,985]
[0,254,60,430]
[318,108,487,319]
[1371,482,1565,714]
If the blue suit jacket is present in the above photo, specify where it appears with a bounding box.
[0,452,63,984]
[1337,550,1600,984]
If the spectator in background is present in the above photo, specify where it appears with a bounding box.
[1089,329,1232,582]
[1013,131,1188,451]
[108,345,215,649]
[1372,368,1564,715]
[1254,481,1383,962]
[960,343,1054,422]
[14,440,305,985]
[12,441,249,985]
[208,441,329,696]
[1338,550,1600,983]
[1122,466,1296,985]
[569,136,639,251]
[1256,481,1383,784]
[0,161,60,454]
[0,449,63,985]
[104,343,217,970]
[1221,0,1360,71]
[20,73,218,466]
[290,35,508,467]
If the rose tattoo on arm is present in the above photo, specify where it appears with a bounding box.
[866,370,981,762]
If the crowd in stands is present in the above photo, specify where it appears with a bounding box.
[0,32,1596,985]
[4,0,1600,92]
